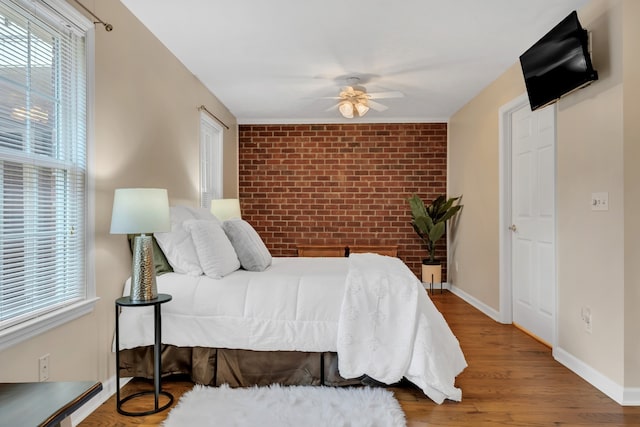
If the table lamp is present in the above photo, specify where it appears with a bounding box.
[110,188,170,301]
[210,198,241,221]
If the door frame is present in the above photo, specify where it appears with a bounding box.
[498,93,558,348]
[498,94,528,325]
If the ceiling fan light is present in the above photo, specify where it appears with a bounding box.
[355,102,369,117]
[339,101,354,118]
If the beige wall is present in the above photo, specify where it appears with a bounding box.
[557,0,625,385]
[0,0,238,384]
[449,0,640,391]
[623,0,640,388]
[448,63,525,309]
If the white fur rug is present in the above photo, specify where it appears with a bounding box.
[162,384,406,427]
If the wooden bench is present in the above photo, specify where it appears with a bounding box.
[296,245,347,257]
[0,381,102,427]
[297,245,398,258]
[348,245,398,257]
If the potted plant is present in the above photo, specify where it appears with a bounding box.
[408,194,463,284]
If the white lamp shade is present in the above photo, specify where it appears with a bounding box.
[355,102,369,117]
[110,188,170,234]
[210,198,242,221]
[338,101,354,118]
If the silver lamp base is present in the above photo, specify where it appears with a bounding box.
[131,234,157,301]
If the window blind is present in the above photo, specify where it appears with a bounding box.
[200,113,223,209]
[0,0,87,331]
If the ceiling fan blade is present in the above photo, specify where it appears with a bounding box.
[325,104,339,112]
[368,100,388,112]
[367,91,404,99]
[320,96,342,99]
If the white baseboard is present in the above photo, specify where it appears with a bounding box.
[553,347,640,406]
[623,388,640,406]
[70,376,131,426]
[440,285,640,407]
[447,284,501,322]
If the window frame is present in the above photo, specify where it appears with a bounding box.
[199,111,224,209]
[0,0,97,352]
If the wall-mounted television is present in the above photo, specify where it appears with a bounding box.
[519,10,598,111]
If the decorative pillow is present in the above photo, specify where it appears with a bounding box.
[127,234,173,276]
[222,219,272,272]
[183,219,240,279]
[154,206,203,276]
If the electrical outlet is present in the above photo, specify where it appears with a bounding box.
[581,307,592,334]
[39,354,50,382]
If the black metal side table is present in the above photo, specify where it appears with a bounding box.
[115,293,174,416]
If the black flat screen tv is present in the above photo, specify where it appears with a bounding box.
[519,10,598,111]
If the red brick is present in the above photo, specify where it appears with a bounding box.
[238,123,450,279]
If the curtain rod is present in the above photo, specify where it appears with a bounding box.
[198,105,230,130]
[70,0,113,31]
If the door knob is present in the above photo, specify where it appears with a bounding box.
[508,224,517,232]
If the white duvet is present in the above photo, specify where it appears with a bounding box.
[117,255,466,403]
[338,254,467,403]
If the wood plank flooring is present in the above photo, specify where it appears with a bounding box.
[80,291,640,426]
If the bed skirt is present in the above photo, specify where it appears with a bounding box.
[118,346,365,387]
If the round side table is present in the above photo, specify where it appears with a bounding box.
[115,293,174,416]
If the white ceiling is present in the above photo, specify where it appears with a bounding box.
[120,0,589,124]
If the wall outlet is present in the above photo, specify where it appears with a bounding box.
[39,354,50,382]
[581,307,592,334]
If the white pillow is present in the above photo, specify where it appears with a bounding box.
[154,205,218,276]
[222,219,272,272]
[184,219,240,279]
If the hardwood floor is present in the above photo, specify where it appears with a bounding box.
[81,291,640,426]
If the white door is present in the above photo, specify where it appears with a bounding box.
[510,103,556,345]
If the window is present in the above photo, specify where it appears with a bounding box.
[200,112,223,209]
[0,0,96,350]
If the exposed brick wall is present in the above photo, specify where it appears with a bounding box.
[238,123,448,279]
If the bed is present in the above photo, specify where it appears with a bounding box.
[116,206,467,404]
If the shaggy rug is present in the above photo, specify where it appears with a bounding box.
[162,384,406,427]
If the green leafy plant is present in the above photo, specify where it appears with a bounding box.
[408,194,463,262]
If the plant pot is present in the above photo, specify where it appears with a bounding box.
[421,260,442,284]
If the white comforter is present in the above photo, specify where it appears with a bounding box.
[117,255,466,403]
[338,254,467,403]
[118,257,347,352]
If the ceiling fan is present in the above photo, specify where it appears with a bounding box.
[325,77,404,118]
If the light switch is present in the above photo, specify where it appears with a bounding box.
[591,192,608,211]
